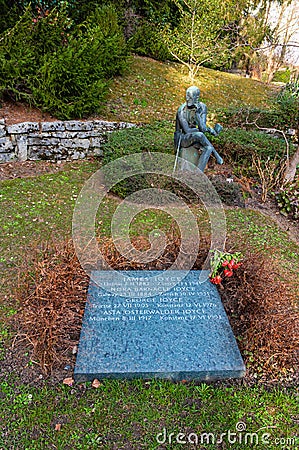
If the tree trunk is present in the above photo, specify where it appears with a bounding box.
[284,144,299,183]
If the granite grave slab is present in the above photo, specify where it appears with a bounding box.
[74,270,245,381]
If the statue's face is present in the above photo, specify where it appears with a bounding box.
[186,86,200,108]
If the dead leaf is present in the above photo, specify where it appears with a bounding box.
[92,379,102,388]
[63,377,74,386]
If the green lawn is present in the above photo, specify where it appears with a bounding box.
[99,56,275,124]
[0,378,298,449]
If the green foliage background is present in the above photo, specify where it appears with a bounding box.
[0,4,129,119]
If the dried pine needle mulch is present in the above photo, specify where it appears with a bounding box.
[14,238,298,384]
[15,241,89,375]
[220,253,298,384]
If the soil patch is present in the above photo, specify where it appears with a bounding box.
[0,99,57,125]
[0,160,81,181]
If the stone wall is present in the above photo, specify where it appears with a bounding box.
[0,119,136,163]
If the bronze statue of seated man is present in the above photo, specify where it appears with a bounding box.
[174,86,223,172]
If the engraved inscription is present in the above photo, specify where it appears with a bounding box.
[89,276,223,322]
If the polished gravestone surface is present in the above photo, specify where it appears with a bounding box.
[74,270,245,381]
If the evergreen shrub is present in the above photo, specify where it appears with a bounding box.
[0,5,129,119]
[102,121,174,198]
[129,21,170,61]
[0,0,21,33]
[275,82,299,129]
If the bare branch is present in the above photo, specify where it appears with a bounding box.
[245,117,290,161]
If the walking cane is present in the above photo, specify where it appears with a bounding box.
[173,134,182,174]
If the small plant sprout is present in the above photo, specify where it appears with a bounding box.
[209,249,243,285]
